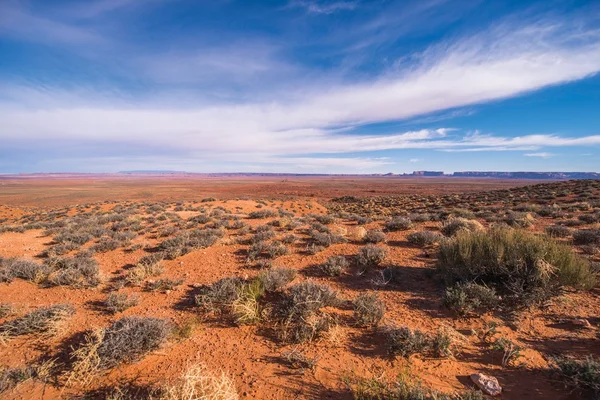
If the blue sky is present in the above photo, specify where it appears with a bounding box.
[1,0,600,174]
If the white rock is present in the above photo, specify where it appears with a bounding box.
[471,373,502,396]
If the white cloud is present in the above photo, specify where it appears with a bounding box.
[524,152,555,158]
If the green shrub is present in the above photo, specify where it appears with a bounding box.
[553,356,600,396]
[437,228,596,306]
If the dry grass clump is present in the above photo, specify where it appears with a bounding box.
[248,210,277,219]
[353,293,385,327]
[357,245,388,269]
[319,256,349,276]
[0,304,75,341]
[437,228,596,307]
[105,292,139,313]
[69,316,171,384]
[162,363,239,400]
[440,217,484,237]
[344,371,484,400]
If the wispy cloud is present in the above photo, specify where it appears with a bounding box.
[290,1,357,14]
[524,152,555,158]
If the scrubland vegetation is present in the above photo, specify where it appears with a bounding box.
[0,178,599,398]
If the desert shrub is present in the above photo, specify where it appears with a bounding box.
[70,317,170,374]
[545,225,571,238]
[266,241,289,259]
[353,293,385,327]
[573,229,600,245]
[280,234,297,244]
[0,304,15,318]
[314,214,335,225]
[504,212,535,228]
[46,255,100,288]
[0,361,55,394]
[161,363,239,400]
[248,210,277,219]
[127,254,164,286]
[384,326,429,358]
[364,230,386,243]
[440,217,484,237]
[553,356,600,396]
[278,281,338,320]
[306,243,325,255]
[409,213,432,223]
[384,217,412,231]
[195,277,245,313]
[406,231,442,246]
[492,337,523,367]
[437,228,596,307]
[446,208,476,219]
[579,213,600,224]
[279,314,332,344]
[146,278,183,292]
[258,267,296,292]
[0,304,74,340]
[319,256,349,276]
[443,282,499,316]
[91,237,121,253]
[357,245,388,269]
[0,258,51,284]
[105,292,139,313]
[251,230,276,244]
[309,230,347,247]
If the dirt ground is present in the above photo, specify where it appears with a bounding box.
[0,177,598,399]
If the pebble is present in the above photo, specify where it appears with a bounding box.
[573,318,593,329]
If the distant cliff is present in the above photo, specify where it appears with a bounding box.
[450,171,600,179]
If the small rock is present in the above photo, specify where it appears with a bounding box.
[191,283,203,288]
[471,373,502,396]
[573,318,593,329]
[165,290,171,295]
